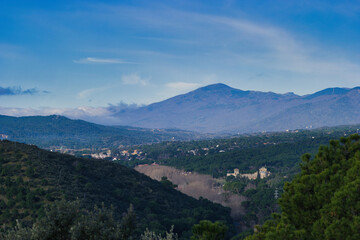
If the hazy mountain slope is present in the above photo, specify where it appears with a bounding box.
[113,84,360,133]
[250,87,360,132]
[0,115,201,148]
[0,140,234,238]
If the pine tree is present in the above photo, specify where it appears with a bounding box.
[246,134,360,240]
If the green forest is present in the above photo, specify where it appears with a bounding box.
[119,124,360,178]
[245,134,360,239]
[0,140,234,239]
[0,115,202,149]
[1,126,360,239]
[114,126,360,238]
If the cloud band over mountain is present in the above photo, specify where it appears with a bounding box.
[1,84,360,134]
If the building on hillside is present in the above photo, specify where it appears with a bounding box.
[131,149,141,155]
[240,172,258,180]
[227,167,271,180]
[91,149,111,159]
[226,168,239,177]
[259,167,271,179]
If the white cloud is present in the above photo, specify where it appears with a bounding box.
[121,73,150,86]
[77,86,111,99]
[0,106,68,117]
[89,5,360,88]
[195,13,360,86]
[73,57,134,64]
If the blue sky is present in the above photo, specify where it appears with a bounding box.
[1,0,360,120]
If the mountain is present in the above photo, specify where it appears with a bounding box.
[112,84,360,133]
[0,140,234,238]
[0,115,202,149]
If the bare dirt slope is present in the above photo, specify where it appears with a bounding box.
[135,164,246,220]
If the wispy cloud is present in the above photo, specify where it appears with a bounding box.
[73,57,135,64]
[77,86,111,99]
[0,106,120,125]
[107,102,142,113]
[89,4,360,89]
[0,86,48,96]
[135,36,197,45]
[0,43,27,60]
[0,102,145,125]
[122,73,150,86]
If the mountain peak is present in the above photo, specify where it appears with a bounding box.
[113,84,360,133]
[305,87,352,99]
[196,83,234,92]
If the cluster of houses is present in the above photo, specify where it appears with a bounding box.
[90,149,112,159]
[87,149,144,161]
[120,149,143,157]
[227,167,271,180]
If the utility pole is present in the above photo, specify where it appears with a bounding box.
[274,188,279,199]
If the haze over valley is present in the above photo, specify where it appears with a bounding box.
[1,1,360,239]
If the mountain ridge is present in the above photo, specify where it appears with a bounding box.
[0,115,203,148]
[112,83,360,133]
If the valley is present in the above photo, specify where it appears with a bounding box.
[135,164,246,221]
[2,111,360,235]
[3,1,360,238]
[1,85,360,239]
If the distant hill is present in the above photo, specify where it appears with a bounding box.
[0,115,202,149]
[111,83,360,133]
[0,140,234,238]
[123,124,360,178]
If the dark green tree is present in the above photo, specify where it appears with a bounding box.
[1,200,137,240]
[70,203,123,240]
[191,220,228,240]
[160,176,178,188]
[246,134,360,240]
[119,204,137,240]
[141,225,178,240]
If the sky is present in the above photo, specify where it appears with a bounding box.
[1,0,360,121]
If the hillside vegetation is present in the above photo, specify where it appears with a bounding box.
[245,134,360,240]
[119,125,360,232]
[121,125,360,178]
[0,115,202,149]
[0,140,234,239]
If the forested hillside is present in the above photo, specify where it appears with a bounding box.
[245,134,360,240]
[0,140,234,239]
[117,125,360,233]
[0,115,202,149]
[120,125,360,178]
